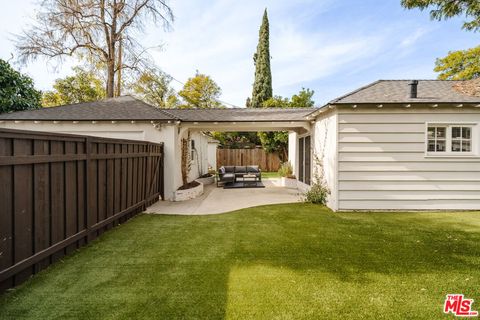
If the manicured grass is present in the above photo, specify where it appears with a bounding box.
[0,204,479,319]
[261,171,280,178]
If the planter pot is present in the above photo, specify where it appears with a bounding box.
[196,175,214,185]
[280,177,297,189]
[174,182,204,201]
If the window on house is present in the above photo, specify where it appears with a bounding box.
[427,126,446,152]
[427,125,473,154]
[451,126,471,152]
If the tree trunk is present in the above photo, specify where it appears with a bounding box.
[115,38,122,97]
[106,60,115,98]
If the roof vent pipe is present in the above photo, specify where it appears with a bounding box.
[409,80,418,98]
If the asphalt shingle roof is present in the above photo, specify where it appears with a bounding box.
[0,96,176,121]
[0,96,316,122]
[331,80,480,104]
[160,108,315,122]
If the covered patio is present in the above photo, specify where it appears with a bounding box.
[146,178,301,215]
[160,107,315,201]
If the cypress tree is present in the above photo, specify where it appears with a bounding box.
[251,9,272,108]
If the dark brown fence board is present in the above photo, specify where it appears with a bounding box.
[0,129,164,292]
[33,140,50,273]
[13,138,34,285]
[0,138,13,291]
[97,143,107,236]
[50,141,65,263]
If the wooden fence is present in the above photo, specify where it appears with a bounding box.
[216,148,282,172]
[0,128,164,292]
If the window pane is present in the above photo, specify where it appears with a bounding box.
[452,127,461,139]
[462,141,471,152]
[428,140,436,152]
[462,127,471,139]
[437,140,446,152]
[427,127,435,138]
[437,127,446,138]
[452,140,461,152]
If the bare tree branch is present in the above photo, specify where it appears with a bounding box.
[15,0,174,97]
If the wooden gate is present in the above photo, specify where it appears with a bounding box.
[0,128,164,292]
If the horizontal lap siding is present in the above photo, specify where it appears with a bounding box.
[337,108,480,210]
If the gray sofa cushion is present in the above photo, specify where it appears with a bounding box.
[224,166,235,173]
[222,173,235,180]
[234,166,247,174]
[247,165,259,173]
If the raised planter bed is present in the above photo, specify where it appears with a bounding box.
[280,177,298,189]
[173,181,204,201]
[196,174,214,185]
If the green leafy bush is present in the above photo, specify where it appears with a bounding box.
[0,59,41,113]
[278,162,294,178]
[304,183,329,205]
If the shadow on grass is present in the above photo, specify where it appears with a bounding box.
[0,204,479,319]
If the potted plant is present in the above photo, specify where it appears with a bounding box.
[278,162,297,189]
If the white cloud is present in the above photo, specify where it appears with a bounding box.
[148,0,387,106]
[400,27,430,48]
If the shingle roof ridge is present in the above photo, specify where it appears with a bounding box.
[329,80,382,104]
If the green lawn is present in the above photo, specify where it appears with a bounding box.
[1,204,479,319]
[261,171,280,178]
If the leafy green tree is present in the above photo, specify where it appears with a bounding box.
[261,88,315,108]
[179,72,222,108]
[0,59,41,113]
[402,1,480,80]
[258,131,289,161]
[210,132,260,149]
[251,9,272,108]
[262,96,290,108]
[290,88,315,108]
[258,88,315,161]
[401,0,480,31]
[434,46,480,80]
[131,70,180,108]
[42,67,105,107]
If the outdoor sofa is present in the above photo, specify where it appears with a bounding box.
[217,165,262,186]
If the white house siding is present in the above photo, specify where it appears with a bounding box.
[312,111,338,210]
[336,106,480,210]
[207,140,219,169]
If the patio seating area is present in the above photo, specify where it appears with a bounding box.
[217,165,262,188]
[146,178,301,215]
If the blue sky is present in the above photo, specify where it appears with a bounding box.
[0,0,478,107]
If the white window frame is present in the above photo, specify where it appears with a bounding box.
[425,122,478,157]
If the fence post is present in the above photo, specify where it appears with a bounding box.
[84,137,91,242]
[160,145,164,200]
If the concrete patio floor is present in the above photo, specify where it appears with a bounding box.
[146,179,302,215]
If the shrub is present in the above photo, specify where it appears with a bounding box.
[278,162,295,178]
[304,183,329,205]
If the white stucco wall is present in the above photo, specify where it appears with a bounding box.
[336,105,480,210]
[288,131,298,177]
[188,132,209,181]
[207,140,219,169]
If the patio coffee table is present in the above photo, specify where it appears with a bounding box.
[242,174,259,187]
